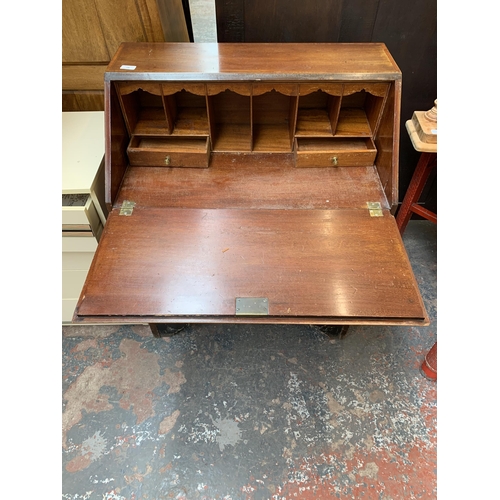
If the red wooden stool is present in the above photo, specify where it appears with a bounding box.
[396,101,437,233]
[397,101,437,380]
[396,152,437,233]
[421,341,437,381]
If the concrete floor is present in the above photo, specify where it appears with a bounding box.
[62,220,437,499]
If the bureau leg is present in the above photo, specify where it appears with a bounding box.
[317,325,350,339]
[149,324,161,338]
[149,323,188,338]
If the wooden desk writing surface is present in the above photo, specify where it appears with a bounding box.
[78,207,424,323]
[73,42,428,326]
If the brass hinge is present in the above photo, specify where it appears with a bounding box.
[367,201,383,217]
[119,200,136,216]
[235,297,269,315]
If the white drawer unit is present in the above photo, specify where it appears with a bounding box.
[62,111,107,323]
[62,193,101,230]
[62,251,96,271]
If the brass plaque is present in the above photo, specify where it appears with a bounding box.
[235,298,269,315]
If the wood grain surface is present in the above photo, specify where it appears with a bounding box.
[76,42,428,326]
[75,207,426,323]
[105,43,401,81]
[115,161,389,210]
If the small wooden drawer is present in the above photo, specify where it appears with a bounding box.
[127,136,210,168]
[62,193,100,229]
[294,137,377,167]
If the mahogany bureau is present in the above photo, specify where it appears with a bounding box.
[72,42,428,331]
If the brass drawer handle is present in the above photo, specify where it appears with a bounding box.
[164,155,171,166]
[331,156,338,166]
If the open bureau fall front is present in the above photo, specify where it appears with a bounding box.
[73,42,429,329]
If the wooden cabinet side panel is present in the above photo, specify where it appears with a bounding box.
[365,90,388,137]
[328,95,342,134]
[105,81,129,210]
[374,81,400,210]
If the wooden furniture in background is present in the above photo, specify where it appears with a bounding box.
[62,0,191,111]
[72,42,428,331]
[62,112,108,322]
[396,100,437,233]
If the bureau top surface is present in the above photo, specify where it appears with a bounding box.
[105,43,401,82]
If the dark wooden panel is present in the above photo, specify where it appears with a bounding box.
[62,93,81,112]
[215,0,245,42]
[339,0,380,42]
[216,0,344,42]
[62,91,105,111]
[75,207,427,322]
[244,0,342,42]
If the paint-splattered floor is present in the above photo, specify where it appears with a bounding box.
[62,220,437,499]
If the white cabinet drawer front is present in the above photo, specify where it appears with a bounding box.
[62,194,100,230]
[63,269,89,299]
[62,235,98,253]
[62,251,95,271]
